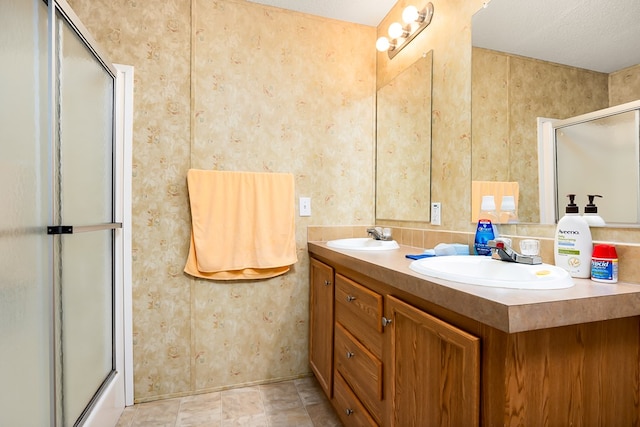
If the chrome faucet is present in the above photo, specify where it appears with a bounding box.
[367,227,393,241]
[488,239,542,265]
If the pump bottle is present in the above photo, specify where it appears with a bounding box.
[583,194,606,227]
[554,194,593,278]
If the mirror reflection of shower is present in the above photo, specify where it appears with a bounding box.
[538,100,640,225]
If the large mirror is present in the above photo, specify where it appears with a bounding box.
[376,51,433,221]
[471,0,640,224]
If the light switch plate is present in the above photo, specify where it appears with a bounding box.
[431,202,441,225]
[299,197,311,216]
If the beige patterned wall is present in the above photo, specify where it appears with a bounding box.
[68,0,374,403]
[610,64,640,106]
[189,0,375,394]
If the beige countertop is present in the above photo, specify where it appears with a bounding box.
[308,241,640,333]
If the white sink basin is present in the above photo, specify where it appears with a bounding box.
[327,237,400,251]
[409,256,574,290]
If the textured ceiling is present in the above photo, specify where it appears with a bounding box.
[473,0,640,73]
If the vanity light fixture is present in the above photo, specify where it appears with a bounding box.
[376,2,434,59]
[388,22,409,40]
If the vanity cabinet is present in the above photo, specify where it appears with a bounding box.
[309,243,640,426]
[309,258,334,397]
[309,256,480,426]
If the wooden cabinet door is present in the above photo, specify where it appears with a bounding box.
[387,295,480,427]
[309,258,335,396]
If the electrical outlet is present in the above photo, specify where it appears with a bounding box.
[299,197,311,217]
[431,202,441,225]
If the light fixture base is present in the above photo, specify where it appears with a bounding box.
[387,2,434,59]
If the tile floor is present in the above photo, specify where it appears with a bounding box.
[116,376,343,427]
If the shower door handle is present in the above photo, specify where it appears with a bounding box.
[47,223,122,235]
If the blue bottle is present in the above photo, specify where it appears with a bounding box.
[474,196,499,256]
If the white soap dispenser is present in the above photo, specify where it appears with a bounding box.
[554,194,593,278]
[583,194,606,227]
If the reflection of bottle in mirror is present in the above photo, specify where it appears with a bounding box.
[474,196,499,256]
[499,195,518,224]
[583,194,606,227]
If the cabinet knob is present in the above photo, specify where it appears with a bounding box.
[382,317,393,327]
[346,295,356,302]
[345,408,354,416]
[324,279,331,286]
[346,351,354,359]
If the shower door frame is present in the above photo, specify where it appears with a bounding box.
[77,62,133,427]
[47,0,133,425]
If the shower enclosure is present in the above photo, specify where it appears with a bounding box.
[538,99,640,225]
[0,0,130,425]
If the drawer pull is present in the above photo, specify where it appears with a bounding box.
[382,317,393,327]
[346,351,354,359]
[345,408,354,416]
[324,279,331,286]
[346,295,356,302]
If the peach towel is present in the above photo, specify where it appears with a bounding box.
[184,169,298,280]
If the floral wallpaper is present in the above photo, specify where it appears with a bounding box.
[68,0,374,402]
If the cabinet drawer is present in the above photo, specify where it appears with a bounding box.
[334,372,379,427]
[335,323,382,424]
[335,274,383,359]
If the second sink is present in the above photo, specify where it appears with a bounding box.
[409,256,574,290]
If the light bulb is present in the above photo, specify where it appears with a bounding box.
[376,37,390,52]
[388,22,406,39]
[402,5,419,23]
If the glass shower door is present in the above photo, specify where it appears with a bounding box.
[0,0,52,425]
[1,1,123,425]
[54,7,118,427]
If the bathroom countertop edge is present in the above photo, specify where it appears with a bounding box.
[308,241,640,333]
